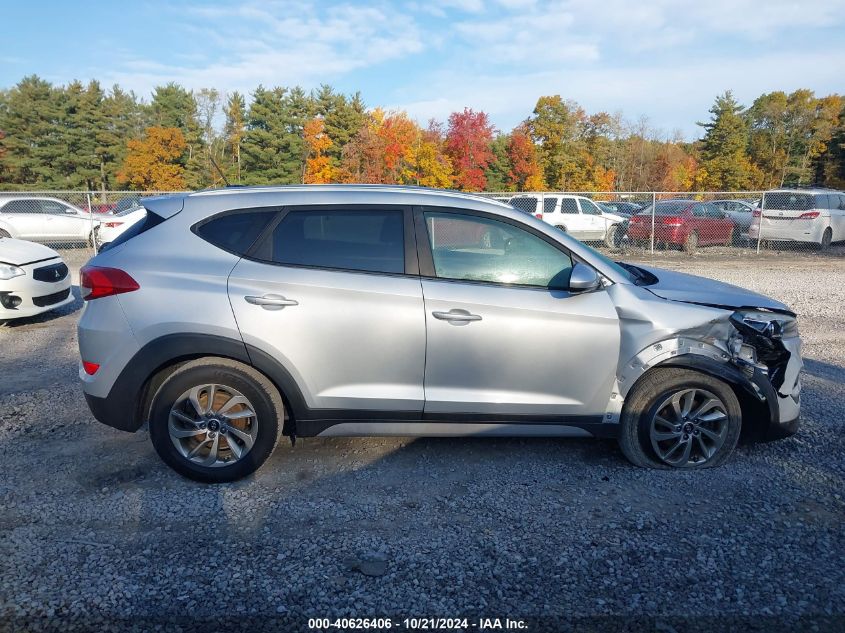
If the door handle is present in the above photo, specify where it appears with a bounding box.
[432,309,482,323]
[244,294,299,310]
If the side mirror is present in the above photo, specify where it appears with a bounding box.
[569,262,601,292]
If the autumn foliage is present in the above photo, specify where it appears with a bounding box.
[507,127,544,191]
[444,108,494,191]
[117,126,187,190]
[303,117,334,184]
[1,75,844,192]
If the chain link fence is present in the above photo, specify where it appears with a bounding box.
[1,190,843,270]
[478,189,845,258]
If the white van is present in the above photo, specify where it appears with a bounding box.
[509,194,625,247]
[749,188,845,249]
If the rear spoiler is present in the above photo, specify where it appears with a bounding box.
[140,194,186,219]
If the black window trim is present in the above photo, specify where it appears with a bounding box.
[412,205,586,293]
[239,204,419,278]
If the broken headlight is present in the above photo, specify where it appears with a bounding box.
[730,311,796,390]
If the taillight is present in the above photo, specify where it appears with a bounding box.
[82,361,100,375]
[535,213,543,219]
[752,209,761,217]
[103,221,123,228]
[661,216,684,226]
[80,265,140,301]
[798,211,820,219]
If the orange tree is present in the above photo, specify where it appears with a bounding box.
[117,126,187,190]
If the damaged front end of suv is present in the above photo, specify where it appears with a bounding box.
[606,268,802,446]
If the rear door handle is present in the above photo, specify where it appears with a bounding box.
[432,309,482,323]
[244,294,299,310]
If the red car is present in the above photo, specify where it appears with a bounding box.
[626,200,737,252]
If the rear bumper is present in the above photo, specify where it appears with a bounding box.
[84,391,141,432]
[626,224,686,244]
[749,219,825,242]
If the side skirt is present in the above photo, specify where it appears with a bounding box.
[316,422,596,438]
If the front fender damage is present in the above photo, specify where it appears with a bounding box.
[602,283,802,431]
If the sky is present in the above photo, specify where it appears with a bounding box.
[2,0,845,140]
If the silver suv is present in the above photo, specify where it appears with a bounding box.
[78,186,803,483]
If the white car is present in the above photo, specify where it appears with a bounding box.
[0,237,73,320]
[509,194,625,246]
[749,188,845,249]
[0,196,102,246]
[97,206,147,245]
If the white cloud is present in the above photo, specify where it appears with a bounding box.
[101,1,424,97]
[61,0,845,140]
[391,49,845,139]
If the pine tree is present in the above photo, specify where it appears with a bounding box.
[484,134,511,191]
[313,85,366,168]
[241,86,311,185]
[697,91,760,189]
[223,92,246,183]
[0,75,64,186]
[96,86,145,193]
[150,83,205,188]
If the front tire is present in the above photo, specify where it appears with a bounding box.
[0,229,10,239]
[618,368,742,469]
[148,358,284,483]
[604,224,619,248]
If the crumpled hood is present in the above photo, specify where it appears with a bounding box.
[639,265,793,314]
[0,237,61,265]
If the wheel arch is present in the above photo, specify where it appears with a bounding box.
[631,354,777,442]
[94,333,304,434]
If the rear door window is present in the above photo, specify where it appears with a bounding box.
[257,208,405,274]
[560,199,578,214]
[543,198,557,213]
[509,197,538,214]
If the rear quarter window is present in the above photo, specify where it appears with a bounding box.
[194,209,279,255]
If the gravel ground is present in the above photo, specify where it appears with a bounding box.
[0,248,844,632]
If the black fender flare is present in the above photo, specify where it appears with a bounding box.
[88,333,307,432]
[649,354,779,435]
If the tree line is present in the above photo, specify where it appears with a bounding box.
[0,75,843,193]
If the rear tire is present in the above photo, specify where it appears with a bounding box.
[0,229,10,239]
[683,231,698,254]
[819,228,833,251]
[148,358,284,483]
[618,368,742,469]
[555,224,568,234]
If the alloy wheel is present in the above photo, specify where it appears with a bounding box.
[168,383,259,468]
[649,388,729,467]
